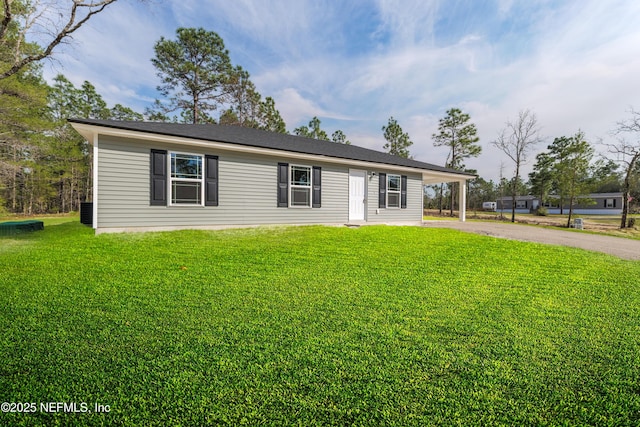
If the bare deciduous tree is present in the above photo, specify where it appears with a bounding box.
[606,108,640,229]
[492,109,542,222]
[0,0,119,80]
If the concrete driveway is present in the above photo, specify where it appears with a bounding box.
[423,221,640,261]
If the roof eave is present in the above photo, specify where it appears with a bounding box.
[69,120,475,182]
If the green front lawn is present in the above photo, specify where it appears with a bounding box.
[1,219,639,426]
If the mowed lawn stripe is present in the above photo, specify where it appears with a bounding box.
[1,219,639,426]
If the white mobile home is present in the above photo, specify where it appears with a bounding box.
[497,193,624,215]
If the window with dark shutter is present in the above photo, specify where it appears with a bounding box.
[312,166,321,208]
[150,149,167,206]
[386,174,401,208]
[401,175,407,209]
[378,172,386,208]
[169,152,204,205]
[205,155,218,206]
[277,163,289,207]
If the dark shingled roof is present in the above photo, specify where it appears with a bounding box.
[69,118,475,177]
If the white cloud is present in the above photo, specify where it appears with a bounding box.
[496,0,514,19]
[374,0,438,46]
[38,0,640,183]
[274,88,327,126]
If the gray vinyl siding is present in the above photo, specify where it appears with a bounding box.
[96,136,349,229]
[365,173,423,223]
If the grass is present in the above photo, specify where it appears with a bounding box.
[427,210,640,240]
[1,218,640,426]
[422,215,458,221]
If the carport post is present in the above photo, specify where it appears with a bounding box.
[459,180,467,222]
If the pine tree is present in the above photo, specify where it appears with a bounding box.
[222,66,262,127]
[258,97,287,133]
[432,108,481,215]
[331,130,350,145]
[0,25,51,213]
[549,132,594,227]
[295,117,329,140]
[150,27,233,124]
[382,117,412,158]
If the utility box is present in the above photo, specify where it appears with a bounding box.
[573,218,584,230]
[80,202,93,226]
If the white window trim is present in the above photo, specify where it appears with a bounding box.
[289,164,312,208]
[605,198,614,208]
[168,151,205,207]
[386,174,401,209]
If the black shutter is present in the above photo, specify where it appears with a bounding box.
[150,149,167,206]
[401,175,407,209]
[379,173,386,208]
[205,155,218,206]
[277,163,289,207]
[613,198,617,208]
[312,166,321,208]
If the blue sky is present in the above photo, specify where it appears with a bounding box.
[41,0,640,181]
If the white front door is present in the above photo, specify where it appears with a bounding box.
[349,169,366,222]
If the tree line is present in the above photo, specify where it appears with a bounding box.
[427,108,640,229]
[1,0,120,214]
[0,4,414,216]
[1,1,638,227]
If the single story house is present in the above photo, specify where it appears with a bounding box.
[70,119,475,234]
[497,193,624,215]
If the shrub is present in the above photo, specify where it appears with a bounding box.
[535,206,548,216]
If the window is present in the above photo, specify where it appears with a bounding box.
[277,163,321,208]
[290,165,311,207]
[170,152,203,205]
[605,198,615,208]
[387,174,401,208]
[150,150,217,207]
[378,173,407,209]
[516,200,527,209]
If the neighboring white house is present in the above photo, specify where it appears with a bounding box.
[70,119,475,234]
[497,193,624,215]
